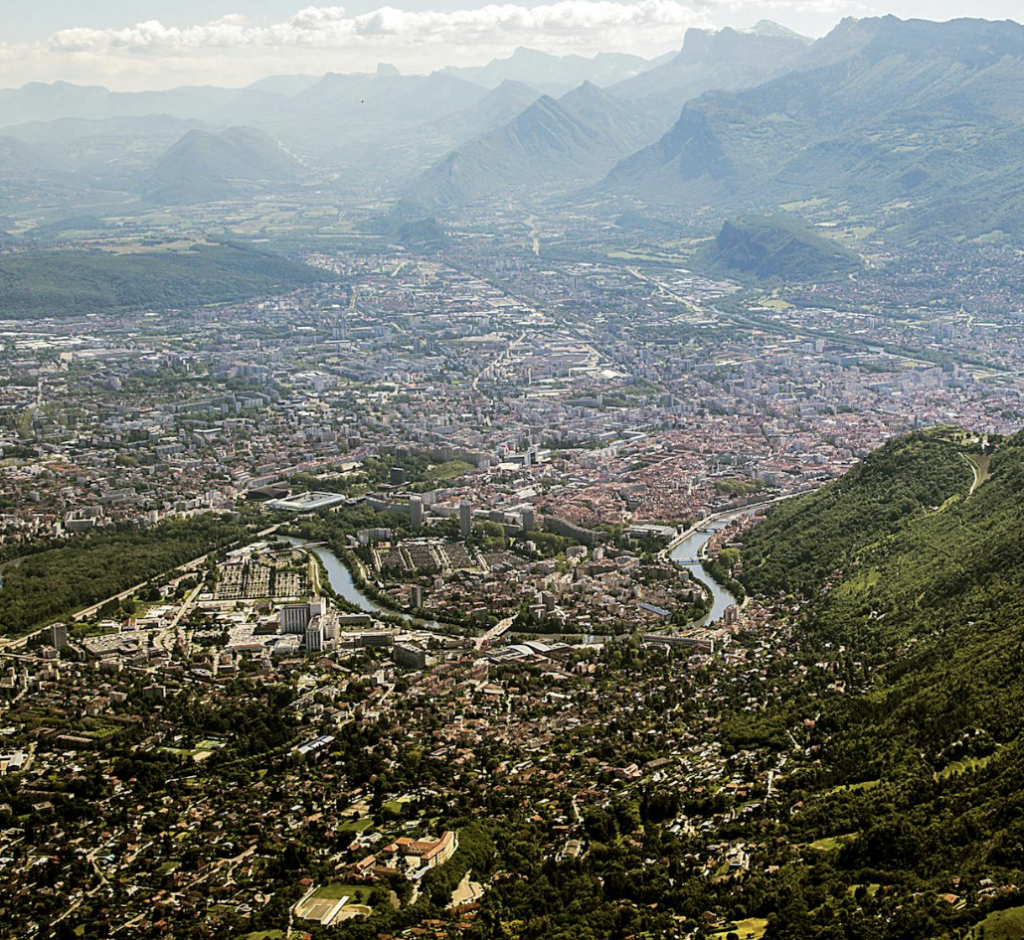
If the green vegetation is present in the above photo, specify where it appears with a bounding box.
[0,514,250,636]
[0,242,322,319]
[740,430,973,599]
[970,904,1024,939]
[731,428,1024,937]
[311,882,374,903]
[698,214,861,284]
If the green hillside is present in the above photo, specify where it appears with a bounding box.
[0,241,323,318]
[601,17,1024,241]
[698,214,861,282]
[139,125,299,205]
[737,427,1024,937]
[402,82,661,211]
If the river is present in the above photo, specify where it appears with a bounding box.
[282,536,447,629]
[282,536,385,614]
[287,506,758,636]
[668,506,761,626]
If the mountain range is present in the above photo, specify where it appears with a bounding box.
[138,126,301,205]
[600,16,1024,239]
[399,81,663,211]
[608,21,811,121]
[3,17,1024,240]
[440,47,671,97]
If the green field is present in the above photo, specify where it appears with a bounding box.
[338,817,373,833]
[713,917,768,939]
[312,883,374,904]
[971,904,1024,939]
[809,833,858,852]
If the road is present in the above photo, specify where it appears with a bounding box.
[475,615,516,649]
[153,583,204,658]
[472,331,526,392]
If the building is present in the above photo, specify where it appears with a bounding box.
[410,495,424,530]
[280,599,324,635]
[393,642,429,670]
[521,506,536,531]
[459,500,472,540]
[320,609,339,642]
[49,622,68,649]
[305,618,324,653]
[410,830,458,868]
[265,491,348,512]
[280,604,311,634]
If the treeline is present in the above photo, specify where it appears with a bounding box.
[0,514,250,635]
[0,242,322,319]
[740,430,972,598]
[735,427,1024,928]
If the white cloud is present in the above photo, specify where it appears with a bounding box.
[0,0,858,89]
[46,2,712,53]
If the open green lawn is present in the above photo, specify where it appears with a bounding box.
[713,917,769,940]
[338,817,373,832]
[809,833,858,851]
[312,883,374,904]
[971,904,1024,939]
[424,460,473,483]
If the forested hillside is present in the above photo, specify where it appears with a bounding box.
[737,427,1024,938]
[741,430,973,599]
[0,242,322,318]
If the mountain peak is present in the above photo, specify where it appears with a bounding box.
[742,20,811,41]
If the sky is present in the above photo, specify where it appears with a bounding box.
[0,0,1021,90]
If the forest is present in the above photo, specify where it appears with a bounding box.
[0,514,251,636]
[732,427,1024,937]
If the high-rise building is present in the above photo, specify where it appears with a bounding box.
[521,506,536,531]
[459,500,472,540]
[305,618,324,653]
[410,495,423,530]
[280,604,311,634]
[49,622,68,649]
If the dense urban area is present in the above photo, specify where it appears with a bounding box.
[4,10,1024,940]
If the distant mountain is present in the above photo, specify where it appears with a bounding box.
[608,22,811,120]
[441,47,664,96]
[0,241,324,319]
[395,217,450,251]
[1,115,208,180]
[698,214,861,282]
[287,71,485,132]
[0,136,70,207]
[601,16,1024,240]
[139,126,300,205]
[245,74,321,97]
[426,80,543,145]
[402,81,663,211]
[0,81,228,127]
[0,135,48,175]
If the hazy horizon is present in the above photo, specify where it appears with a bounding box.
[2,0,1023,91]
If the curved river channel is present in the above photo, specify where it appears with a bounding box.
[668,507,761,626]
[286,506,764,633]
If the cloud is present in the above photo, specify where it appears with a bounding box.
[0,0,853,88]
[46,2,712,54]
